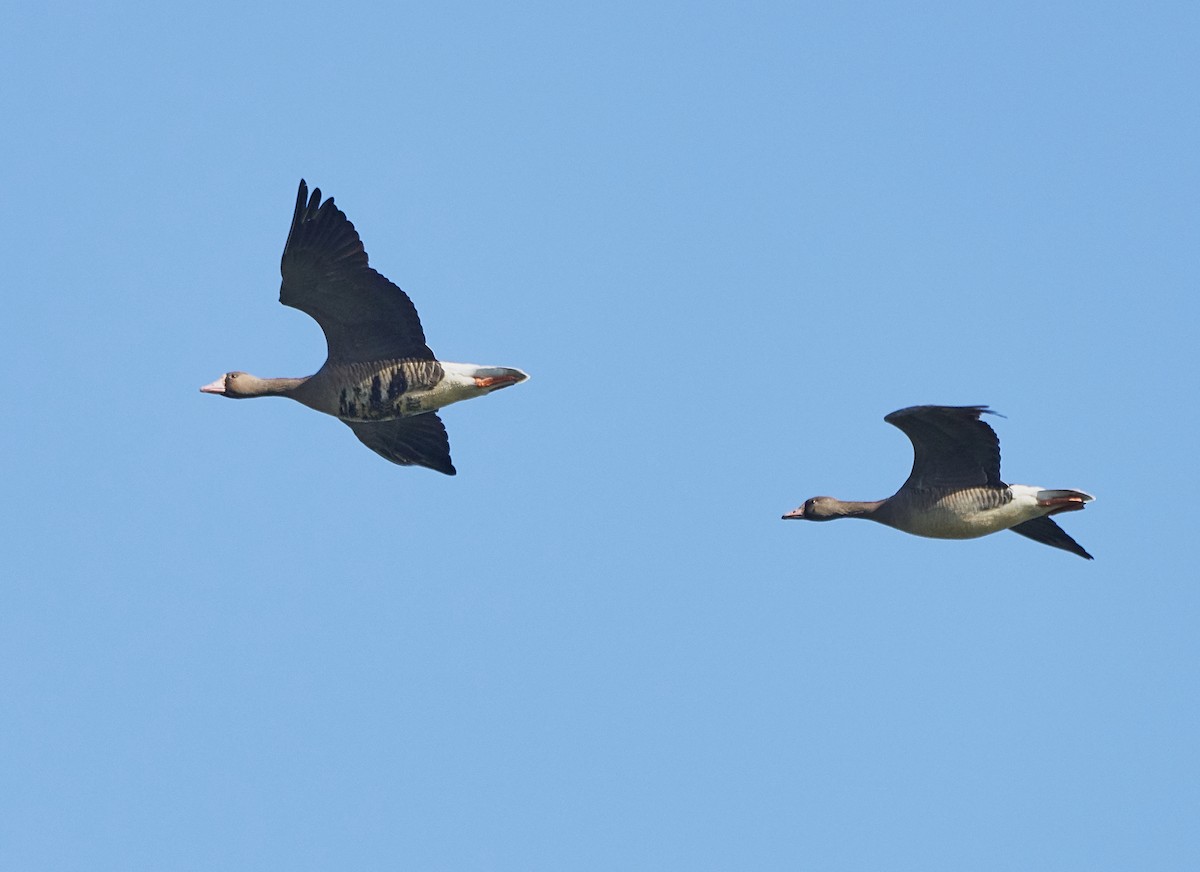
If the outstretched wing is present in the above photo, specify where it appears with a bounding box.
[1010,516,1094,560]
[884,405,1003,491]
[344,414,456,475]
[280,180,435,364]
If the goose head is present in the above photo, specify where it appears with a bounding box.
[782,497,854,521]
[201,371,250,397]
[200,371,304,398]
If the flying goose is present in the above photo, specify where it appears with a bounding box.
[782,405,1094,559]
[201,180,527,475]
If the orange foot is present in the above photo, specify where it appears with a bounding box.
[475,375,522,389]
[1037,496,1087,512]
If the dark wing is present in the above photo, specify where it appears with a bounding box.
[884,405,1003,491]
[280,180,435,364]
[345,414,456,475]
[1010,516,1094,560]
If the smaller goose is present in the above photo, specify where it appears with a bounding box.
[782,405,1094,559]
[201,180,527,475]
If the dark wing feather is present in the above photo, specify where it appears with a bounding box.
[1010,516,1094,560]
[345,414,456,475]
[885,405,1003,491]
[280,180,435,364]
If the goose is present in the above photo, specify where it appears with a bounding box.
[201,180,527,475]
[782,405,1094,559]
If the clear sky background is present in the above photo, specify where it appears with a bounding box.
[2,2,1196,869]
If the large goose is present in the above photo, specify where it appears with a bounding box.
[201,180,527,475]
[782,405,1094,559]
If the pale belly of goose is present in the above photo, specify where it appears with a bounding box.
[330,359,459,422]
[879,486,1045,540]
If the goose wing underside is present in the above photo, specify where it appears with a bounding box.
[345,413,456,475]
[885,405,1003,491]
[1009,516,1093,560]
[280,180,435,365]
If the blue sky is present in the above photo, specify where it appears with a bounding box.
[1,2,1196,869]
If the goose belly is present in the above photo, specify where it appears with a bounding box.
[332,361,470,422]
[336,380,480,421]
[888,488,1044,540]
